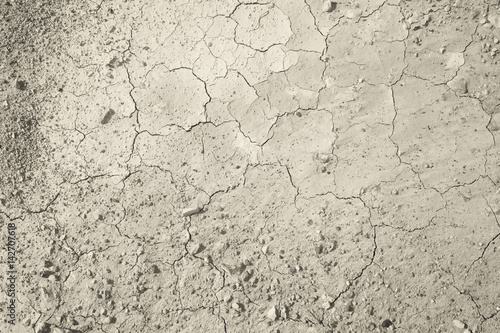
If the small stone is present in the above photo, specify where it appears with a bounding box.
[321,301,332,310]
[453,319,465,329]
[189,242,205,255]
[345,8,362,20]
[322,0,335,13]
[381,319,393,328]
[494,38,499,44]
[23,318,31,326]
[448,78,468,95]
[423,15,431,26]
[224,294,232,303]
[262,244,269,255]
[241,270,252,282]
[464,330,472,333]
[52,328,65,333]
[35,323,51,333]
[41,270,55,278]
[232,302,242,311]
[346,302,355,312]
[314,152,332,163]
[266,306,279,320]
[150,264,161,274]
[15,80,27,90]
[439,47,446,54]
[101,109,115,125]
[182,206,202,217]
[281,306,289,320]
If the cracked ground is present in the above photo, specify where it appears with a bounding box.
[1,0,500,332]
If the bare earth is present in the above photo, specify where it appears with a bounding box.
[1,0,500,332]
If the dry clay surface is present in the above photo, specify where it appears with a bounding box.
[1,0,500,332]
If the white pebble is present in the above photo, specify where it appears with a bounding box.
[453,319,465,329]
[266,306,279,320]
[323,0,335,12]
[321,301,332,309]
[182,206,201,217]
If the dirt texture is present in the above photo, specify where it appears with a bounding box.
[1,0,500,332]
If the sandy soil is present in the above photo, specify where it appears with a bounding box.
[1,0,500,332]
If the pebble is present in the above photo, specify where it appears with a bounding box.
[266,306,279,321]
[242,270,252,281]
[182,206,202,217]
[232,302,243,311]
[41,270,55,278]
[448,78,468,95]
[281,306,289,320]
[15,80,27,90]
[381,319,393,328]
[321,301,332,309]
[190,242,204,255]
[453,319,465,329]
[322,0,335,12]
[314,152,332,163]
[262,244,269,255]
[345,8,362,20]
